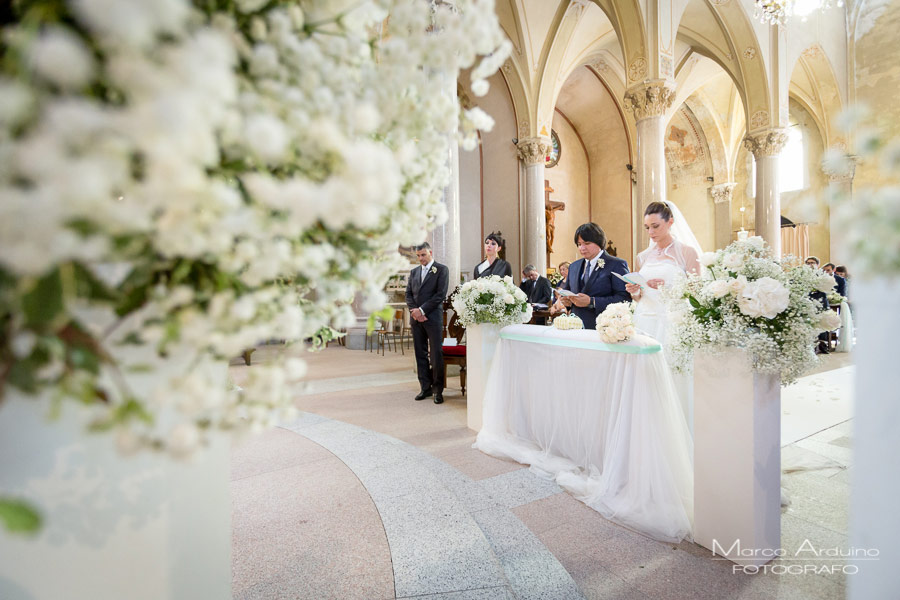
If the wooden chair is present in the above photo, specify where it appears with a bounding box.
[378,310,406,355]
[442,299,466,394]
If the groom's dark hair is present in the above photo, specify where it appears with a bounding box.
[574,223,606,249]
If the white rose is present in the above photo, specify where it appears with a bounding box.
[818,310,841,331]
[115,428,143,456]
[244,113,289,163]
[168,422,201,459]
[284,357,307,380]
[699,252,717,268]
[29,27,95,90]
[815,273,837,293]
[723,253,744,269]
[730,275,748,294]
[471,79,489,97]
[737,277,790,319]
[0,79,34,127]
[704,279,731,299]
[11,331,37,358]
[747,236,766,250]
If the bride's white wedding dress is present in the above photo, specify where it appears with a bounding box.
[633,242,696,432]
[633,257,685,346]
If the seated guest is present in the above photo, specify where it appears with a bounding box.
[520,264,553,305]
[554,262,570,290]
[474,231,513,279]
[835,265,851,301]
[823,262,847,297]
[554,222,630,329]
[805,256,832,354]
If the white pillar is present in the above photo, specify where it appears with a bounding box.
[744,130,788,258]
[849,278,900,598]
[823,169,854,264]
[693,348,781,566]
[516,137,550,275]
[624,80,675,249]
[710,183,737,250]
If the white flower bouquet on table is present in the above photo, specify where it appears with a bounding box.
[553,314,583,330]
[452,276,532,328]
[0,0,508,468]
[596,302,636,344]
[826,291,846,306]
[667,238,836,384]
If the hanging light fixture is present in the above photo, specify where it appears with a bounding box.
[753,0,843,26]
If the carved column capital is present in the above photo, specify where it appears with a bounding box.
[623,80,676,121]
[710,182,737,204]
[516,136,551,166]
[743,129,789,157]
[821,156,857,183]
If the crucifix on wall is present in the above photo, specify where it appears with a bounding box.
[544,180,565,268]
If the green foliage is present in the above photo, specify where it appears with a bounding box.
[367,306,395,333]
[22,269,64,329]
[308,326,344,351]
[0,497,42,535]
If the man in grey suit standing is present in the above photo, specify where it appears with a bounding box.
[405,242,449,404]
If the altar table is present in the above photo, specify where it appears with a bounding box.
[474,324,694,542]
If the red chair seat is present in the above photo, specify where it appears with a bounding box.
[444,344,466,357]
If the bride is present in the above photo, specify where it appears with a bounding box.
[625,201,702,426]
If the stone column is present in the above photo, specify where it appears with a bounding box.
[823,168,854,265]
[429,142,461,293]
[710,183,737,250]
[624,81,675,208]
[623,80,676,249]
[516,137,551,275]
[743,130,788,257]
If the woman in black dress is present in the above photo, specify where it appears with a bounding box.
[473,231,513,279]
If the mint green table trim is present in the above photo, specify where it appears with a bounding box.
[499,331,661,354]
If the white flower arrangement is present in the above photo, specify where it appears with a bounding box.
[452,276,532,328]
[0,0,508,459]
[667,239,835,384]
[596,302,636,344]
[826,291,846,306]
[553,314,583,330]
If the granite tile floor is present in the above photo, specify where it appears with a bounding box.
[231,344,855,600]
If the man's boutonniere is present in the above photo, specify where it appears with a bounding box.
[596,258,605,270]
[431,266,438,274]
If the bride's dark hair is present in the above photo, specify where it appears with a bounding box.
[644,201,673,221]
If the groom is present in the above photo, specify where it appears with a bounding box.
[556,222,630,329]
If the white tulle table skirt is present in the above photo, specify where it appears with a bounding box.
[474,324,694,542]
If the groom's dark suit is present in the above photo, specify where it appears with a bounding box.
[405,262,449,394]
[561,251,630,329]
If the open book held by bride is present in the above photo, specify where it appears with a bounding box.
[613,271,649,288]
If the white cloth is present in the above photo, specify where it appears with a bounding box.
[634,247,694,428]
[836,301,854,353]
[474,325,694,543]
[476,259,490,275]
